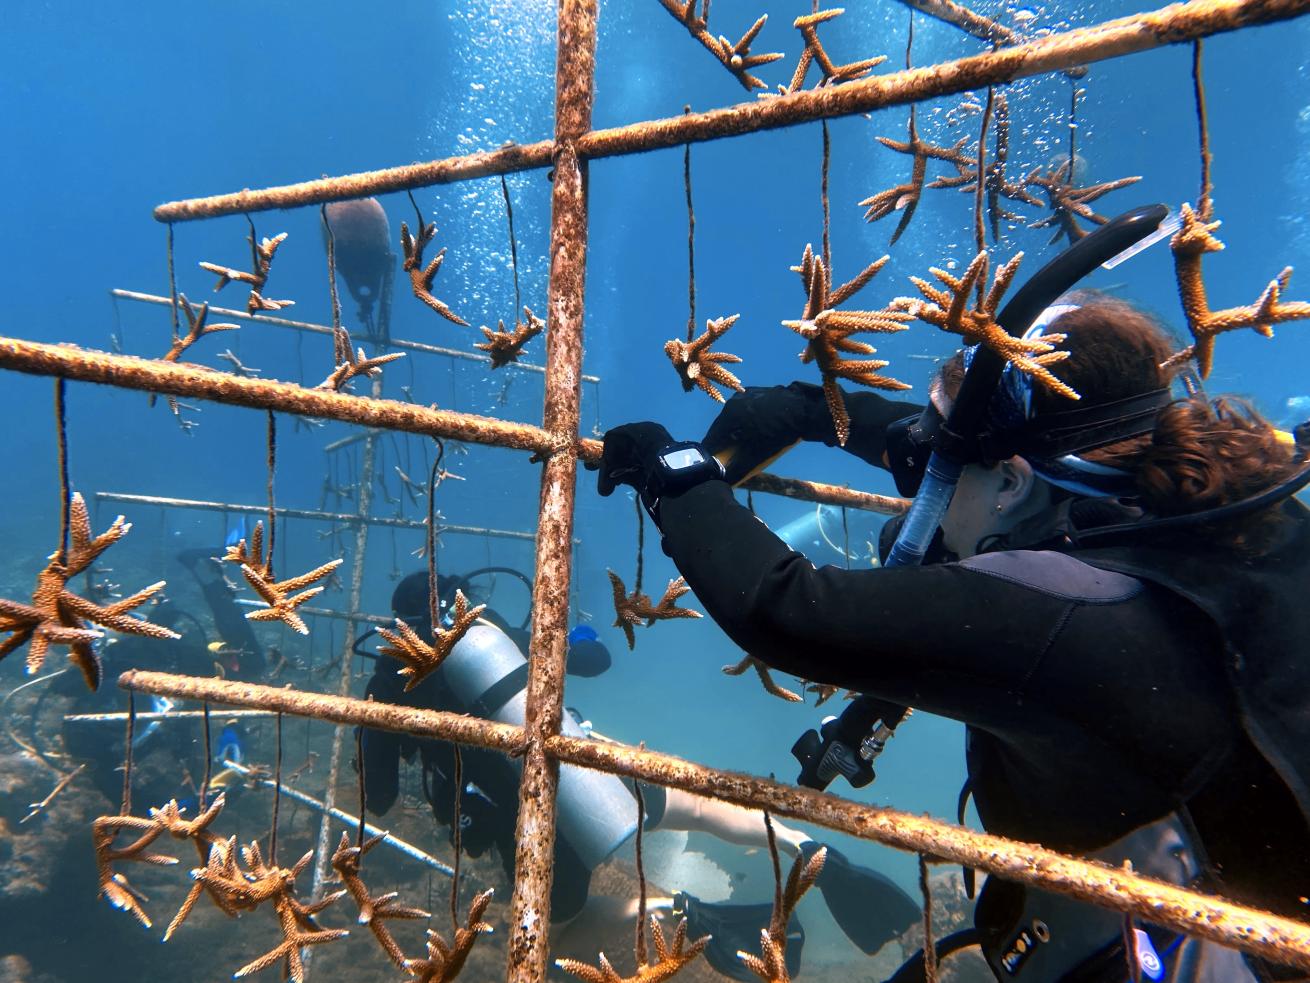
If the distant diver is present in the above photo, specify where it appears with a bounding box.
[595,207,1310,982]
[359,570,920,978]
[322,197,394,338]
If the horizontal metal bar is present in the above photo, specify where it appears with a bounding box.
[94,491,539,541]
[117,669,1310,971]
[111,289,602,384]
[0,336,906,516]
[150,0,1309,222]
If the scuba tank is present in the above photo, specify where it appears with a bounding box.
[439,621,639,869]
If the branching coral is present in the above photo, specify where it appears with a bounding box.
[0,492,177,689]
[1025,161,1141,246]
[722,656,803,703]
[199,227,294,314]
[316,327,405,392]
[401,201,468,326]
[161,294,239,363]
[1167,203,1310,377]
[737,842,826,982]
[608,571,702,651]
[476,306,545,368]
[375,589,485,692]
[860,110,973,245]
[556,915,709,983]
[223,520,342,635]
[664,314,744,402]
[655,0,783,92]
[885,250,1079,400]
[781,244,911,446]
[331,831,430,966]
[403,888,495,982]
[783,8,886,92]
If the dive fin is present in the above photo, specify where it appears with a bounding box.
[675,891,804,982]
[802,841,921,955]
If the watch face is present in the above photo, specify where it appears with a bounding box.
[662,447,706,470]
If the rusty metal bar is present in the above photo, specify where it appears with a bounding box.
[117,669,1310,972]
[93,490,540,541]
[110,289,602,384]
[150,0,1309,223]
[891,0,1087,78]
[0,337,907,515]
[235,600,392,628]
[506,2,598,979]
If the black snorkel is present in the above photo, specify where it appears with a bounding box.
[883,204,1170,567]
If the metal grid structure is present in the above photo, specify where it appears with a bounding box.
[4,1,1310,980]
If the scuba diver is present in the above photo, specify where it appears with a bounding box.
[594,207,1310,982]
[322,197,394,339]
[360,569,921,979]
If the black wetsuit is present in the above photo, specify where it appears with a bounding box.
[657,392,1310,958]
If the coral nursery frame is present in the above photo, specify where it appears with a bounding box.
[4,1,1310,980]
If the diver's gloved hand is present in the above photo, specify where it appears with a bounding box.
[595,422,674,496]
[702,382,837,485]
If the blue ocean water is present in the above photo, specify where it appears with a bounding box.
[2,1,1309,979]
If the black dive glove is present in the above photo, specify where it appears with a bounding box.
[702,382,836,485]
[595,422,674,496]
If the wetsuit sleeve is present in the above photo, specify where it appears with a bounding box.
[835,391,924,471]
[658,480,1083,725]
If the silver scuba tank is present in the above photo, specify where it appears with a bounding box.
[439,621,639,869]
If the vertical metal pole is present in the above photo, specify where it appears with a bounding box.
[306,374,383,946]
[505,1,597,980]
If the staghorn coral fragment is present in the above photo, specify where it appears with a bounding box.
[861,109,973,245]
[331,831,430,966]
[887,250,1079,401]
[161,294,239,363]
[655,0,784,92]
[475,306,545,368]
[317,342,405,392]
[376,589,485,692]
[0,492,177,689]
[722,655,803,703]
[785,8,887,92]
[403,887,495,982]
[781,244,911,446]
[1025,161,1142,245]
[737,842,826,982]
[401,210,468,327]
[664,314,744,402]
[199,228,294,314]
[556,915,709,983]
[608,571,702,651]
[1167,203,1310,378]
[91,814,180,928]
[223,520,342,635]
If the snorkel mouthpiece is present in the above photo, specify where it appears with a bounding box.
[885,204,1170,568]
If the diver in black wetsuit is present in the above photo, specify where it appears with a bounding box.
[359,570,922,979]
[595,252,1310,976]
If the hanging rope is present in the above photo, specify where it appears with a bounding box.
[919,854,939,983]
[821,117,832,275]
[1192,40,1213,221]
[265,410,277,578]
[321,204,347,365]
[450,745,464,931]
[974,85,995,304]
[501,174,522,317]
[268,711,283,864]
[427,438,447,631]
[54,379,70,564]
[634,782,649,965]
[356,720,368,849]
[684,105,697,343]
[1067,79,1080,173]
[200,702,212,810]
[842,506,851,570]
[633,495,646,596]
[120,692,136,816]
[166,223,180,343]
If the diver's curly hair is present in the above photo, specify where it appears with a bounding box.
[949,293,1300,553]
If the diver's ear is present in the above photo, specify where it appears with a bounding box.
[995,456,1037,512]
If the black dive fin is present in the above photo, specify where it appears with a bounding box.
[675,892,804,982]
[803,841,922,955]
